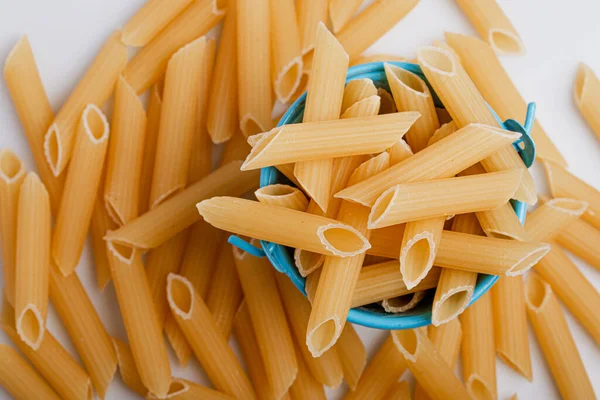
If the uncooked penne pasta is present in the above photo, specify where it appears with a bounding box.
[386,381,411,400]
[574,63,600,141]
[121,0,195,46]
[255,184,309,211]
[341,95,381,119]
[454,0,524,54]
[289,337,327,400]
[1,297,92,400]
[221,131,252,165]
[556,218,600,271]
[417,45,536,205]
[378,87,398,115]
[445,32,566,167]
[461,291,497,399]
[346,335,408,400]
[341,79,378,114]
[542,160,600,229]
[387,138,413,166]
[336,123,521,206]
[336,0,419,61]
[15,172,50,350]
[392,329,470,399]
[4,37,63,211]
[44,31,125,176]
[476,201,528,240]
[167,274,256,399]
[385,63,440,152]
[198,197,370,257]
[139,84,162,214]
[104,76,147,225]
[113,337,147,397]
[234,248,297,398]
[91,192,114,290]
[525,197,588,242]
[335,324,366,391]
[294,23,349,212]
[382,291,426,313]
[329,0,362,32]
[369,169,523,228]
[297,0,327,58]
[146,378,233,400]
[350,53,409,67]
[0,149,26,306]
[207,1,238,144]
[105,162,259,251]
[237,0,272,135]
[243,112,419,170]
[124,0,224,93]
[0,344,61,400]
[525,274,595,400]
[428,121,458,146]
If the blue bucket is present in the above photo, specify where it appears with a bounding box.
[247,61,536,330]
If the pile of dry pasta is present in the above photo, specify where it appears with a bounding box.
[1,0,599,399]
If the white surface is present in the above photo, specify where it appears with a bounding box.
[0,0,599,399]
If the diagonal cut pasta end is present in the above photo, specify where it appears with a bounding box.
[524,273,551,313]
[0,148,26,184]
[306,315,341,358]
[391,329,419,363]
[16,304,45,350]
[240,114,269,138]
[431,285,473,326]
[167,274,194,320]
[399,230,436,290]
[466,374,496,400]
[382,291,426,313]
[240,128,278,170]
[106,236,137,265]
[294,248,324,277]
[274,56,304,104]
[368,185,400,229]
[417,46,457,77]
[147,379,189,399]
[497,349,533,382]
[384,63,430,98]
[574,63,594,107]
[506,243,551,276]
[488,29,525,55]
[317,223,371,257]
[546,197,589,217]
[43,123,62,177]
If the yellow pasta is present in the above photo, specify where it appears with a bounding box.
[1,297,92,400]
[574,63,600,141]
[112,337,147,397]
[297,0,327,58]
[221,131,252,165]
[378,87,398,115]
[146,378,233,400]
[341,79,378,114]
[555,218,600,271]
[237,0,272,135]
[454,0,524,54]
[167,274,256,399]
[91,191,115,290]
[335,324,366,390]
[542,160,600,229]
[289,336,327,400]
[336,0,419,61]
[350,53,409,67]
[341,95,381,119]
[382,291,426,313]
[525,197,589,242]
[386,381,411,400]
[294,23,349,212]
[417,45,536,205]
[105,161,259,251]
[121,0,195,46]
[392,329,470,399]
[0,344,61,400]
[124,0,225,93]
[255,184,309,211]
[387,138,413,166]
[476,202,528,241]
[44,31,125,176]
[233,248,297,398]
[139,84,162,214]
[525,274,595,400]
[336,123,521,206]
[346,335,408,400]
[428,121,458,146]
[385,63,440,152]
[0,149,26,306]
[328,0,362,33]
[15,172,50,350]
[104,76,147,225]
[243,112,419,170]
[4,37,64,211]
[445,32,566,167]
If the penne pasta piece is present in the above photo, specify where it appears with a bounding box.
[454,0,524,54]
[221,131,252,165]
[460,292,497,399]
[146,378,233,400]
[105,161,259,251]
[124,0,225,93]
[243,112,419,170]
[294,23,349,212]
[1,297,92,400]
[104,76,147,225]
[0,344,61,400]
[341,79,378,114]
[122,0,195,46]
[336,0,419,61]
[207,1,238,144]
[386,381,411,400]
[369,169,523,228]
[476,202,528,241]
[270,0,303,103]
[542,160,600,229]
[392,329,470,399]
[52,104,110,276]
[237,0,272,135]
[385,63,440,152]
[382,291,426,313]
[445,32,566,167]
[113,337,147,397]
[329,0,362,33]
[255,184,309,211]
[336,123,521,206]
[525,274,595,400]
[574,63,600,141]
[198,197,370,257]
[167,274,256,399]
[234,248,297,398]
[436,107,453,124]
[275,273,344,388]
[304,269,320,304]
[4,37,64,211]
[350,53,409,67]
[378,87,398,115]
[0,149,26,306]
[417,45,536,205]
[556,218,600,271]
[346,335,408,400]
[49,265,117,398]
[139,84,162,214]
[428,121,458,146]
[525,197,588,242]
[289,338,327,400]
[44,31,125,176]
[297,0,327,57]
[335,324,366,390]
[387,138,413,166]
[91,192,115,290]
[15,172,50,350]
[341,95,381,119]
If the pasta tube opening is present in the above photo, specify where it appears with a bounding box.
[241,116,266,137]
[369,186,398,228]
[467,374,495,400]
[43,125,61,177]
[167,274,194,320]
[306,317,340,357]
[489,29,523,55]
[399,232,435,289]
[432,286,472,325]
[255,184,308,210]
[525,274,550,312]
[148,379,189,399]
[83,104,110,143]
[546,197,589,215]
[391,329,418,362]
[106,239,136,265]
[574,63,591,106]
[417,46,455,75]
[506,244,551,276]
[386,64,428,95]
[16,306,44,350]
[275,58,303,104]
[317,224,370,256]
[382,292,425,313]
[294,249,324,277]
[486,230,520,240]
[0,150,25,182]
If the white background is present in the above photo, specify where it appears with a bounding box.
[0,0,599,399]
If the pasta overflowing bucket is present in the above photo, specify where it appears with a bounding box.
[231,61,536,330]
